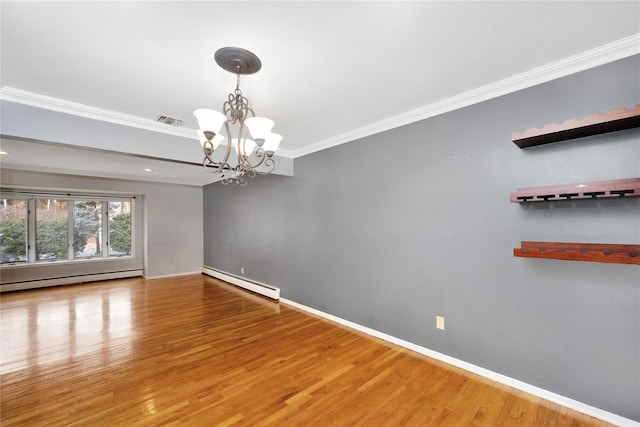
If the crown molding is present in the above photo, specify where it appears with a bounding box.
[0,87,200,140]
[292,33,640,158]
[2,34,637,160]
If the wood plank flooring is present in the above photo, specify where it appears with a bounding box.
[0,275,615,426]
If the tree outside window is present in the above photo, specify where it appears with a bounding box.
[109,201,131,256]
[0,199,28,263]
[36,199,69,261]
[74,201,102,258]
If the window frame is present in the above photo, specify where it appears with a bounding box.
[1,192,136,266]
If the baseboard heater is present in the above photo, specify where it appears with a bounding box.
[201,266,280,300]
[0,269,144,292]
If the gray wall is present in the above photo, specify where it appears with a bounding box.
[1,169,203,279]
[203,55,640,421]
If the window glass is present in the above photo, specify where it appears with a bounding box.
[36,199,69,261]
[0,199,28,264]
[1,194,134,266]
[109,201,132,256]
[74,201,102,259]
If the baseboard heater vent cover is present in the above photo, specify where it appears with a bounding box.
[201,266,280,300]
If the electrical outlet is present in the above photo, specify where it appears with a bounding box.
[436,316,445,330]
[241,267,244,274]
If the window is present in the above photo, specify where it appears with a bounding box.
[108,201,131,257]
[74,200,102,259]
[0,199,28,263]
[0,194,135,265]
[36,199,69,261]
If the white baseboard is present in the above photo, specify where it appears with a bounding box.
[0,270,143,292]
[201,266,280,300]
[280,297,639,427]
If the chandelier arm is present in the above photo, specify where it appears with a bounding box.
[238,122,248,160]
[243,147,268,170]
[202,139,215,161]
[226,87,252,124]
[203,157,222,170]
[223,98,233,113]
[203,123,236,179]
[203,140,221,166]
[203,157,233,176]
[216,121,233,166]
[223,98,239,125]
[240,95,250,121]
[256,156,276,175]
[203,143,227,172]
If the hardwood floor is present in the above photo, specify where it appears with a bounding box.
[1,275,614,426]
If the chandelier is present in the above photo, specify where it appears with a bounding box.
[193,47,282,186]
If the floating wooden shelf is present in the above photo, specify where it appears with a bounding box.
[510,178,640,203]
[514,241,640,265]
[512,104,640,148]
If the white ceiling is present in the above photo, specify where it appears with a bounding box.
[1,1,639,186]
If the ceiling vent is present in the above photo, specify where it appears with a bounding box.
[156,115,184,126]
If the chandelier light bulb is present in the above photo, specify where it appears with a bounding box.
[245,117,275,146]
[262,133,283,153]
[193,109,226,134]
